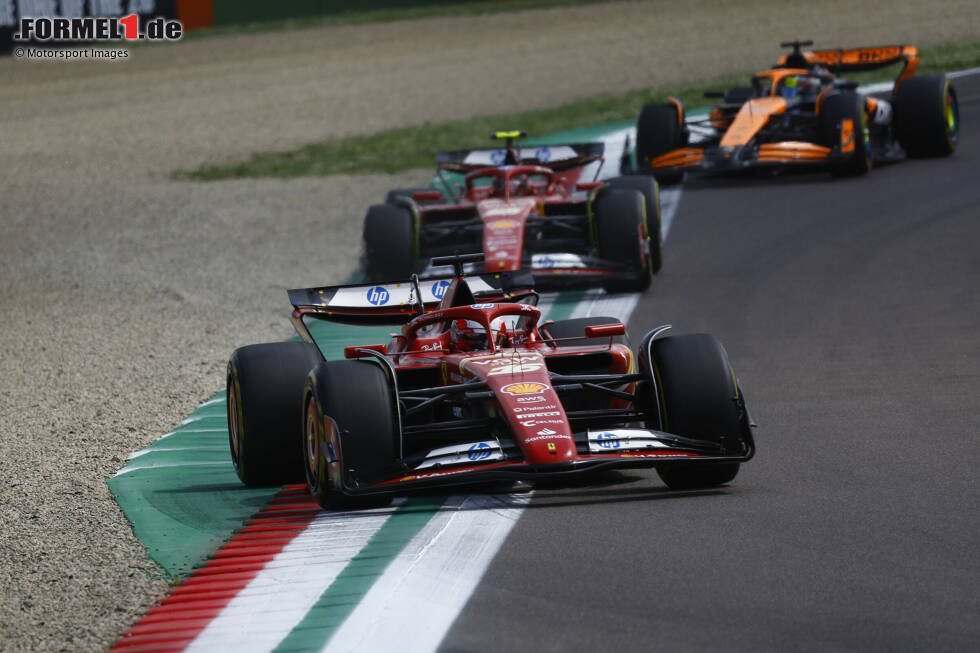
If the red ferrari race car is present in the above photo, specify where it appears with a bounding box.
[362,132,662,292]
[635,41,959,182]
[226,254,755,509]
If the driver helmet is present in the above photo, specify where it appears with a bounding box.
[450,319,489,352]
[781,75,801,98]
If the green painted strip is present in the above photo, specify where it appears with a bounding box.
[272,496,446,652]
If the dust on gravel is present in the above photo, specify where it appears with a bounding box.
[1,1,978,650]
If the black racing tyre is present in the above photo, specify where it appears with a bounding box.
[604,175,663,274]
[227,342,322,486]
[649,333,744,489]
[893,75,959,157]
[363,203,415,281]
[540,316,629,347]
[303,360,397,510]
[635,102,686,184]
[819,91,872,176]
[385,187,443,205]
[594,189,652,293]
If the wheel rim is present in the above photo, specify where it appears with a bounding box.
[861,110,872,168]
[945,90,959,145]
[304,395,320,491]
[228,376,242,466]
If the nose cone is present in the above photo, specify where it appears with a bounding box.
[478,197,536,272]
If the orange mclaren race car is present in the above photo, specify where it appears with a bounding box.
[635,41,960,182]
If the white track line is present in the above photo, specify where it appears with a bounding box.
[323,493,532,653]
[185,506,398,653]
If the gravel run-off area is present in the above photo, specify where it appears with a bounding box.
[1,1,978,650]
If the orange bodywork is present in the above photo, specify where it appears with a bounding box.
[756,142,831,163]
[840,119,855,153]
[650,147,704,169]
[719,97,787,147]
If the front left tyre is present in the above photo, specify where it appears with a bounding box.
[227,342,322,486]
[646,333,748,489]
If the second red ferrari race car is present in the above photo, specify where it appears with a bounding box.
[635,41,959,182]
[363,132,662,292]
[226,254,755,509]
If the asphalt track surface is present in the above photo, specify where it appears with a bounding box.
[442,75,980,652]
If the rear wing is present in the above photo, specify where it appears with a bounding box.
[288,270,535,325]
[436,142,604,172]
[778,45,920,83]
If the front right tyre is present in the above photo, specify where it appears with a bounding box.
[304,360,397,510]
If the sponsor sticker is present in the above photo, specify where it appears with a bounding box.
[525,433,573,443]
[467,442,493,461]
[512,405,557,413]
[594,432,621,450]
[431,279,450,300]
[366,286,390,306]
[501,382,548,395]
[488,219,518,230]
[516,396,546,403]
[536,427,557,435]
[471,303,494,309]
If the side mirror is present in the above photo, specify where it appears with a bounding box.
[411,189,442,202]
[585,323,626,338]
[703,90,725,99]
[576,181,603,191]
[344,344,388,359]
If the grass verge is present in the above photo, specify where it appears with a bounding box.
[175,39,980,180]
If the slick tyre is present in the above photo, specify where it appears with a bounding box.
[894,75,959,157]
[303,360,397,511]
[819,92,872,176]
[650,334,744,489]
[635,102,686,184]
[227,342,322,486]
[605,176,663,273]
[540,316,629,347]
[594,189,653,293]
[363,203,416,281]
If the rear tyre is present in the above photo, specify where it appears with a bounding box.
[819,91,872,176]
[304,360,397,511]
[605,176,663,274]
[540,316,629,347]
[649,334,744,489]
[893,75,958,157]
[594,189,652,293]
[635,102,686,184]
[227,342,322,486]
[363,203,416,281]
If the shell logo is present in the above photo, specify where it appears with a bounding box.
[501,382,548,395]
[489,219,518,230]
